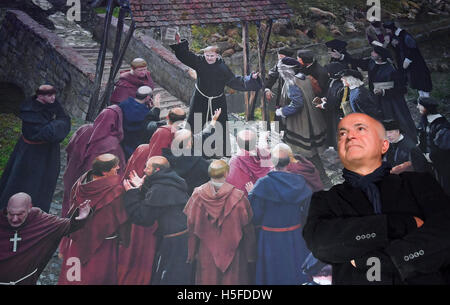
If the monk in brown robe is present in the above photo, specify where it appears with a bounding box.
[58,154,129,285]
[184,160,256,285]
[0,192,90,285]
[110,58,156,105]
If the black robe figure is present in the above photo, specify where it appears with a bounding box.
[170,39,262,157]
[349,54,417,142]
[418,114,450,196]
[161,147,210,196]
[390,28,432,94]
[322,62,347,149]
[303,171,450,285]
[384,134,430,173]
[124,168,193,284]
[0,96,70,212]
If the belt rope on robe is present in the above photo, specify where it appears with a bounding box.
[195,83,224,123]
[0,268,38,285]
[22,135,46,145]
[261,223,301,232]
[340,86,349,111]
[104,235,118,240]
[163,228,188,239]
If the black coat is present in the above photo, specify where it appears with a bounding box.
[392,30,432,92]
[0,97,70,212]
[418,115,450,195]
[161,148,210,196]
[384,135,430,173]
[123,168,193,284]
[301,62,329,98]
[303,172,450,285]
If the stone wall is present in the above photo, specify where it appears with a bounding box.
[0,10,96,119]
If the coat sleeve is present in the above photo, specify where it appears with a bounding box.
[224,63,262,92]
[384,172,450,281]
[281,85,304,117]
[169,39,202,71]
[240,197,256,263]
[264,64,280,90]
[123,188,165,227]
[22,103,71,143]
[248,193,265,226]
[302,191,390,264]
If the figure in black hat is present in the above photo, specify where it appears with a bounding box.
[336,45,417,143]
[382,119,431,175]
[296,50,330,98]
[417,97,450,195]
[338,69,382,120]
[315,62,347,149]
[383,20,432,97]
[326,39,355,69]
[264,47,296,103]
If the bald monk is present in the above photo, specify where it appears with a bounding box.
[0,193,90,285]
[184,160,256,284]
[110,58,156,105]
[117,107,187,284]
[226,129,272,196]
[58,154,129,285]
[303,113,450,285]
[162,129,210,195]
[123,156,193,284]
[0,85,71,213]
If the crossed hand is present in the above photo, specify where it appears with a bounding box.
[123,170,145,191]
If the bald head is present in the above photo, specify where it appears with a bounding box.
[337,113,389,175]
[135,86,153,101]
[237,129,257,152]
[144,156,170,176]
[173,129,193,150]
[271,143,291,170]
[7,193,32,228]
[168,107,186,124]
[208,159,229,179]
[35,84,56,104]
[91,154,119,177]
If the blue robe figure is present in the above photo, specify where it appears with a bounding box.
[248,171,312,285]
[118,97,160,160]
[0,96,71,212]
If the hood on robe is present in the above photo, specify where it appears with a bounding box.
[195,182,244,227]
[250,171,312,204]
[142,168,189,207]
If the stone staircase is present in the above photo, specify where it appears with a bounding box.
[48,11,187,119]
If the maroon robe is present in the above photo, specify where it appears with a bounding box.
[184,182,256,285]
[117,125,174,284]
[58,173,128,285]
[0,208,84,285]
[226,148,273,196]
[286,154,324,192]
[110,70,155,105]
[62,105,125,218]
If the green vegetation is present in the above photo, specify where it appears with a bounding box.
[0,114,21,176]
[95,6,121,18]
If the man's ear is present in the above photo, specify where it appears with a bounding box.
[381,139,390,154]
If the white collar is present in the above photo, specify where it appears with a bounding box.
[391,134,404,144]
[427,114,443,123]
[375,61,387,65]
[395,28,402,36]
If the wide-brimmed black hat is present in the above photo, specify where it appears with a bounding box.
[326,62,346,77]
[338,69,364,81]
[418,96,439,113]
[281,56,302,68]
[373,46,392,60]
[382,119,401,131]
[296,49,314,64]
[383,20,396,30]
[371,20,382,28]
[277,47,294,57]
[325,39,347,52]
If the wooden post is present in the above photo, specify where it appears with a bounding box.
[242,21,250,120]
[99,4,125,110]
[86,0,115,121]
[256,20,273,128]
